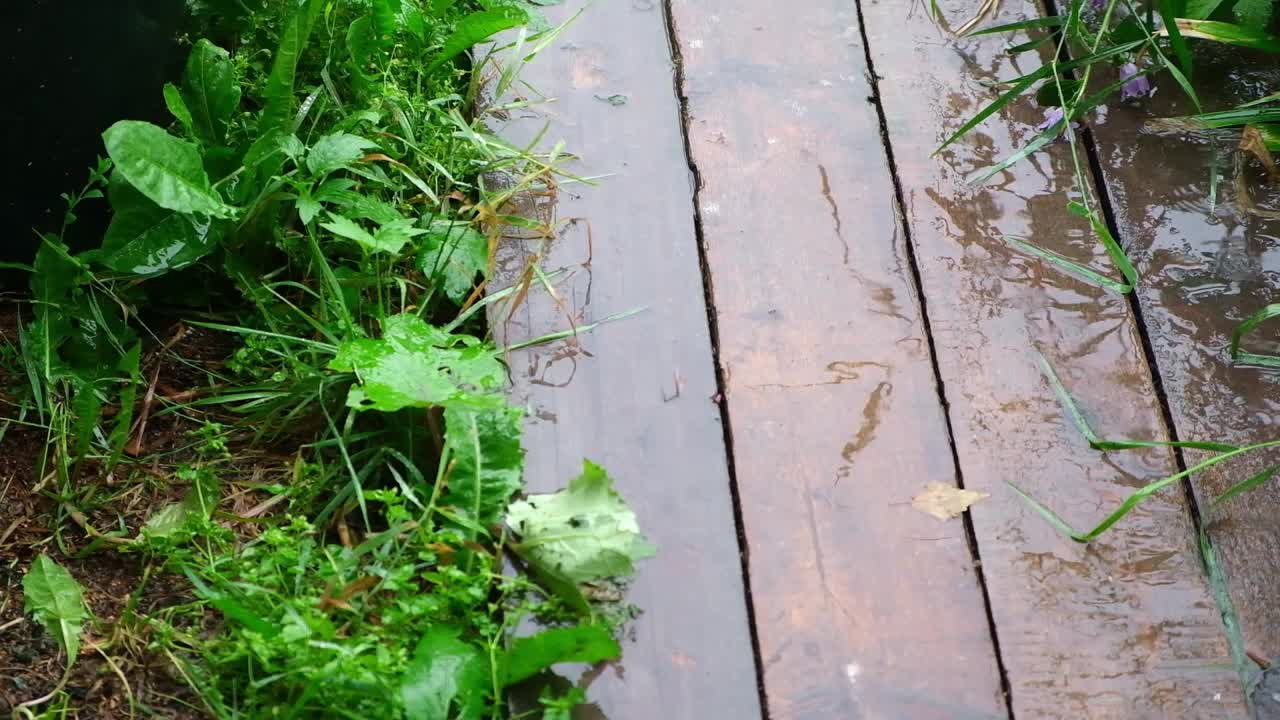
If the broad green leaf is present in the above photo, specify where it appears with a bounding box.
[418,220,488,302]
[433,8,529,68]
[102,121,235,218]
[443,405,524,528]
[102,173,221,275]
[329,314,506,412]
[371,0,399,47]
[502,626,620,687]
[163,83,196,138]
[70,372,104,460]
[507,460,655,584]
[347,16,381,79]
[400,626,489,720]
[1186,0,1227,18]
[1234,0,1272,29]
[181,39,241,146]
[22,555,89,663]
[306,132,379,177]
[260,0,325,134]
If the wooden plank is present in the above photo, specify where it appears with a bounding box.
[486,2,762,718]
[1087,48,1280,666]
[859,1,1248,717]
[667,2,1007,718]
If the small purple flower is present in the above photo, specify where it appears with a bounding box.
[1037,107,1066,132]
[1119,62,1153,100]
[1091,0,1106,10]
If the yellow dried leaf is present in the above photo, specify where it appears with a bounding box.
[911,482,989,521]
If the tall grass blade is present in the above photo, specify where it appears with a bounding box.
[1212,464,1280,508]
[1230,303,1280,367]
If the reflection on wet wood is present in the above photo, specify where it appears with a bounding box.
[862,0,1247,717]
[668,1,1006,717]
[1088,48,1280,667]
[486,1,761,717]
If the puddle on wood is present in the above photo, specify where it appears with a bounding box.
[865,1,1246,716]
[1089,46,1280,662]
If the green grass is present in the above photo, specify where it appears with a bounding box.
[948,1,1280,531]
[4,1,650,718]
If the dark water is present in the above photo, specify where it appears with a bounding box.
[0,0,188,272]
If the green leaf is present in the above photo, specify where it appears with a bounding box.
[507,460,655,584]
[320,213,423,254]
[163,83,196,138]
[144,470,220,537]
[443,405,525,529]
[371,0,399,47]
[1160,0,1195,84]
[1234,0,1272,29]
[1186,0,1227,18]
[433,8,529,68]
[1174,18,1280,51]
[102,173,222,275]
[1231,303,1280,366]
[260,0,326,135]
[1213,464,1280,508]
[329,314,507,412]
[107,343,141,470]
[418,221,488,302]
[502,626,621,687]
[102,121,235,218]
[968,15,1063,35]
[22,555,89,663]
[181,39,241,146]
[306,132,379,177]
[400,626,489,720]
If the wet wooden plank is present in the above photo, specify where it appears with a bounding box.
[486,2,763,718]
[667,2,1007,718]
[1087,48,1280,667]
[859,1,1248,717]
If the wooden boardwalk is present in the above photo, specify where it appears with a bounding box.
[492,1,1275,718]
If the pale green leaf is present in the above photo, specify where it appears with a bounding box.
[328,314,506,412]
[163,83,196,138]
[507,460,655,584]
[260,0,325,134]
[22,554,89,663]
[102,121,235,218]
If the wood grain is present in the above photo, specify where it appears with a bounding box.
[859,1,1247,717]
[1087,46,1280,669]
[487,2,762,717]
[667,1,1008,718]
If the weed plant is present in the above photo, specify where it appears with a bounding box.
[4,1,651,718]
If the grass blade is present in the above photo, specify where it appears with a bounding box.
[1230,303,1280,366]
[1212,464,1280,509]
[1004,235,1133,293]
[1158,0,1194,82]
[968,16,1064,36]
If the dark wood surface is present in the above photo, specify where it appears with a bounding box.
[666,1,1007,718]
[1087,47,1280,668]
[861,1,1247,717]
[488,2,762,717]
